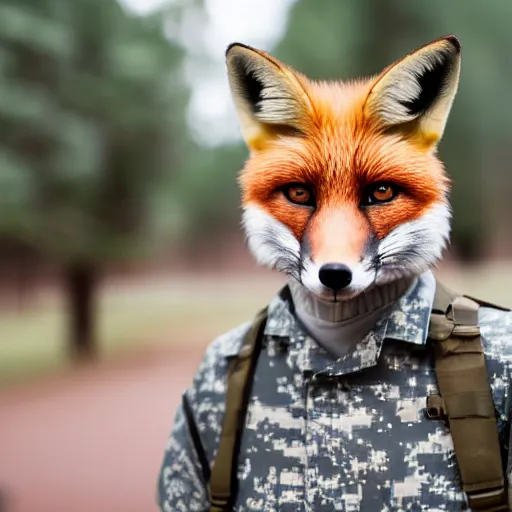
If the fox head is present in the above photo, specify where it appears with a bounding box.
[225,36,461,302]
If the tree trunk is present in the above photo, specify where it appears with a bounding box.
[16,253,35,313]
[64,262,98,362]
[454,235,483,264]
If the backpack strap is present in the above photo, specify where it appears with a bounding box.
[208,306,268,512]
[427,280,508,511]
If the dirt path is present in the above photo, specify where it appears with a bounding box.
[0,348,204,512]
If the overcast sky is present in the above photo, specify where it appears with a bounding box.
[119,0,296,146]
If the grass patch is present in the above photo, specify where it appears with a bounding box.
[0,264,511,389]
[0,274,280,388]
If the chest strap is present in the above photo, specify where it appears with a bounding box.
[427,281,508,511]
[208,306,268,512]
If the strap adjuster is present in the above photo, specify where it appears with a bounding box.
[466,486,508,511]
[208,490,230,512]
[425,394,446,420]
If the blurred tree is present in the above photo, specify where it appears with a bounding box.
[0,0,189,360]
[171,143,248,245]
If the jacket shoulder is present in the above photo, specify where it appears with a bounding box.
[199,319,252,369]
[192,319,253,393]
[478,304,512,358]
[185,320,253,457]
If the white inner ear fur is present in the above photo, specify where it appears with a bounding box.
[371,52,450,125]
[365,40,460,140]
[226,45,310,147]
[230,57,302,126]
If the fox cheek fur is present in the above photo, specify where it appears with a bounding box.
[227,36,460,299]
[242,200,451,299]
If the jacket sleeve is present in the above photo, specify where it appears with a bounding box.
[156,321,251,512]
[156,392,210,512]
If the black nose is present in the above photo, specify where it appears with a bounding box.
[318,263,352,290]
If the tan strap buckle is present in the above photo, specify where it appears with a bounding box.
[466,486,508,511]
[209,497,229,512]
[425,394,446,420]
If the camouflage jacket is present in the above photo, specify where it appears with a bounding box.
[157,272,512,511]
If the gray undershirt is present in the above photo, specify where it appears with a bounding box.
[288,277,415,359]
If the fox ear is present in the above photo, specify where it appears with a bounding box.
[226,43,313,152]
[364,35,461,149]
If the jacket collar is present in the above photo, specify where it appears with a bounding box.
[262,271,436,376]
[265,270,436,345]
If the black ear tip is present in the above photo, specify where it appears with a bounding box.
[225,43,241,59]
[442,35,461,53]
[225,42,256,58]
[226,43,242,57]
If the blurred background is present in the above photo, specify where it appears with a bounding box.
[0,0,511,510]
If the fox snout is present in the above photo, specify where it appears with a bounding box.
[318,263,353,291]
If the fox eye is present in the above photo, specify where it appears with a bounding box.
[282,183,315,206]
[361,183,399,206]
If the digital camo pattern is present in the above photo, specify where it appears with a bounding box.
[157,275,512,511]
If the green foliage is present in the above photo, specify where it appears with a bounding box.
[173,142,248,242]
[0,0,189,263]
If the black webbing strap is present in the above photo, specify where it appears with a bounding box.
[208,306,268,512]
[427,280,509,511]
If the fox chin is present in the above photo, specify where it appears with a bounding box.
[226,36,460,302]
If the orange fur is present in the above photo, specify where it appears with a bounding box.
[238,65,451,263]
[308,205,370,266]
